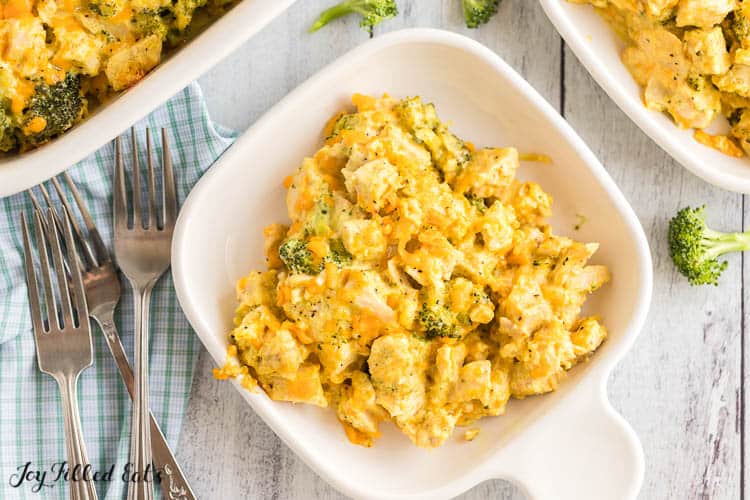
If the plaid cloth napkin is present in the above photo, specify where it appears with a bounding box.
[0,83,237,499]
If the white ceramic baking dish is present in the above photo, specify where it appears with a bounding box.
[171,28,653,500]
[540,0,750,193]
[0,0,296,198]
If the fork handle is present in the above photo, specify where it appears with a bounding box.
[56,373,98,500]
[128,286,155,500]
[94,311,195,500]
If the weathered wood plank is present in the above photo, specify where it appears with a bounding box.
[563,42,742,499]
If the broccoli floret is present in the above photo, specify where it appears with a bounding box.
[133,9,169,38]
[465,193,487,213]
[668,206,750,286]
[418,302,459,339]
[88,0,124,16]
[326,238,352,266]
[728,108,745,127]
[397,96,470,178]
[172,0,207,31]
[21,73,84,147]
[310,0,398,35]
[398,96,439,134]
[733,12,750,41]
[462,0,501,29]
[304,198,332,237]
[0,107,18,152]
[328,113,359,139]
[279,238,321,275]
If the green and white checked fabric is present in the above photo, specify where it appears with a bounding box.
[0,83,237,499]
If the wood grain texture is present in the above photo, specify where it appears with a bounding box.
[181,0,743,498]
[563,43,743,500]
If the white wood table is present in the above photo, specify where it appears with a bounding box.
[181,1,743,498]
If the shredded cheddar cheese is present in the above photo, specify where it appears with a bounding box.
[0,0,234,152]
[217,94,610,449]
[571,0,750,158]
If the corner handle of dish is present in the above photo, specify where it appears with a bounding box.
[491,380,644,500]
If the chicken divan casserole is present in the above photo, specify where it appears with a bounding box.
[571,0,750,158]
[0,0,231,152]
[214,94,611,448]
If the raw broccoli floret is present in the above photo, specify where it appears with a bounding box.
[310,0,398,35]
[668,206,750,286]
[279,238,320,275]
[326,238,352,266]
[462,0,501,29]
[21,73,84,147]
[418,302,459,339]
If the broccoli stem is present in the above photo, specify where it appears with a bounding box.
[702,229,750,260]
[310,3,353,32]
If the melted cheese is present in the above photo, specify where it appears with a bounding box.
[573,0,750,157]
[218,94,610,449]
[0,0,228,149]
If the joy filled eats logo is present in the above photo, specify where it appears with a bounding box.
[9,461,162,492]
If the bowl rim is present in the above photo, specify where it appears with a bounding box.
[0,0,298,198]
[172,27,654,499]
[539,0,750,193]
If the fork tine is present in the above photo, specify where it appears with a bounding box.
[114,136,128,229]
[51,176,98,270]
[21,213,45,335]
[46,209,75,329]
[161,129,177,226]
[32,210,58,330]
[37,184,66,233]
[62,172,110,263]
[27,188,52,237]
[146,128,158,229]
[131,127,142,229]
[27,188,44,214]
[60,206,89,327]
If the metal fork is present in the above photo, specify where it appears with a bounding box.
[114,129,177,500]
[28,172,195,499]
[20,208,98,500]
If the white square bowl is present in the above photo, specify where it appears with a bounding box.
[0,0,297,198]
[171,28,653,500]
[540,0,750,193]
